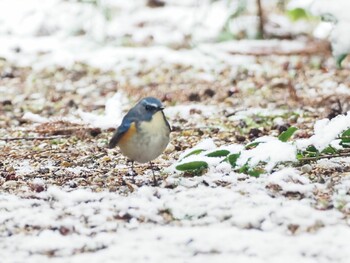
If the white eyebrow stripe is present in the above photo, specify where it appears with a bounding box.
[147,103,159,107]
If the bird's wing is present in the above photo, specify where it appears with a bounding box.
[108,118,136,148]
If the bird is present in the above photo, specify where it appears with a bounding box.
[108,97,171,185]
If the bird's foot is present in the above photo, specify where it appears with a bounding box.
[125,168,137,184]
[148,162,160,186]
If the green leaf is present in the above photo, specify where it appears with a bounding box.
[339,129,350,147]
[306,145,318,152]
[340,129,350,148]
[182,149,204,159]
[176,161,208,172]
[336,54,347,69]
[238,163,250,174]
[206,150,230,158]
[227,153,241,167]
[322,145,338,154]
[278,126,298,142]
[247,168,264,177]
[237,162,264,177]
[218,31,235,42]
[287,8,311,21]
[341,128,350,139]
[304,145,319,157]
[245,142,261,150]
[340,142,350,148]
[218,0,247,41]
[296,151,304,160]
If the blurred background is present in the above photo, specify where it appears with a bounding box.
[0,0,349,126]
[0,0,348,65]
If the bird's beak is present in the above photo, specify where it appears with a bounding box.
[158,106,164,111]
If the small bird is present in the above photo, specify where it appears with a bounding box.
[108,97,171,184]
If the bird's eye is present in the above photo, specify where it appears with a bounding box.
[145,104,156,111]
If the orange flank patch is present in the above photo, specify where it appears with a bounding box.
[118,122,136,145]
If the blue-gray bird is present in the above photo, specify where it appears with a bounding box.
[108,97,171,184]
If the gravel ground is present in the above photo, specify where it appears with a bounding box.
[1,48,350,262]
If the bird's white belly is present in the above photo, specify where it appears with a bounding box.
[118,112,170,163]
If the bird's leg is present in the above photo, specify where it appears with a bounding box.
[149,161,158,186]
[131,160,135,174]
[124,160,136,184]
[126,160,136,175]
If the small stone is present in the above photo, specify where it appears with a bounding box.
[5,173,17,181]
[101,156,111,162]
[90,128,101,137]
[301,164,312,174]
[236,135,246,142]
[188,93,201,102]
[59,226,70,236]
[31,184,45,193]
[2,100,12,106]
[227,87,238,96]
[69,181,78,188]
[276,124,290,133]
[61,161,72,167]
[147,0,165,8]
[248,128,262,139]
[38,168,50,174]
[164,143,175,153]
[189,108,202,115]
[204,88,215,97]
[67,99,78,108]
[2,180,18,188]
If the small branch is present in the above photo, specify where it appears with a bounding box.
[256,0,265,39]
[0,135,70,142]
[226,40,331,56]
[225,109,247,118]
[288,80,299,101]
[298,151,350,163]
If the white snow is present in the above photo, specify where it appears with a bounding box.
[267,168,314,195]
[174,136,297,174]
[238,139,297,172]
[174,112,350,175]
[165,105,218,120]
[77,91,129,129]
[296,113,350,150]
[177,138,217,160]
[13,159,35,176]
[310,0,350,56]
[22,112,49,123]
[21,92,128,129]
[1,173,350,262]
[205,40,308,54]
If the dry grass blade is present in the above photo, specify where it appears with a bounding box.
[0,135,70,141]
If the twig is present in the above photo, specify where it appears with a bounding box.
[225,109,247,118]
[256,0,265,39]
[298,151,350,163]
[0,135,70,142]
[226,40,331,56]
[288,80,299,101]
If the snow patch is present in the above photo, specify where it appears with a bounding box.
[238,139,297,172]
[296,113,350,150]
[77,91,129,129]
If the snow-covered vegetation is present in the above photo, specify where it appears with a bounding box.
[1,1,350,262]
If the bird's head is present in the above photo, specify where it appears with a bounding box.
[136,97,165,119]
[139,97,164,115]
